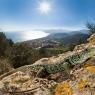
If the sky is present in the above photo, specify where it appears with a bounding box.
[0,0,95,32]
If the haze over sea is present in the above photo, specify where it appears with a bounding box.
[5,31,49,43]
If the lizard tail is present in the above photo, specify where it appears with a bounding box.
[0,69,16,80]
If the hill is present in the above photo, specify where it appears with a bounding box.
[23,30,90,48]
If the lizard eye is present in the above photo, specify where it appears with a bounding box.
[85,48,88,52]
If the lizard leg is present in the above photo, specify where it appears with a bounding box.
[36,67,46,78]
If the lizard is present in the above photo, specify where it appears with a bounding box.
[0,46,95,80]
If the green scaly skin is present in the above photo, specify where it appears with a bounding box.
[0,46,95,80]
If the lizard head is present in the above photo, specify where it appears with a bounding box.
[83,46,95,57]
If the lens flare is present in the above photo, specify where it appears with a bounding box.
[38,1,51,14]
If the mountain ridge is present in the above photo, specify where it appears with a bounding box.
[23,30,90,47]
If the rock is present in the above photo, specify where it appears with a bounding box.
[55,62,95,95]
[88,33,95,45]
[0,71,57,95]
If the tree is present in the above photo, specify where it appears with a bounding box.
[0,32,9,56]
[0,32,14,57]
[7,39,14,46]
[86,23,95,34]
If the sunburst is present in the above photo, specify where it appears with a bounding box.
[38,1,51,14]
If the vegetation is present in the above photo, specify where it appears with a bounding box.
[9,43,41,68]
[87,22,95,34]
[0,32,13,57]
[0,58,12,75]
[0,32,41,68]
[39,45,75,57]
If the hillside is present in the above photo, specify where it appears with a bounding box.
[0,34,95,95]
[23,30,90,48]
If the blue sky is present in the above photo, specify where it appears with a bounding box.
[0,0,95,31]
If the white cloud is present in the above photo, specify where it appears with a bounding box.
[0,21,86,32]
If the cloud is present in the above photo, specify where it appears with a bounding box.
[0,23,85,32]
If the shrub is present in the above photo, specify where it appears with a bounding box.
[0,58,12,75]
[87,23,95,34]
[9,43,41,68]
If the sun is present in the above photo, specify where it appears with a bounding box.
[38,1,51,14]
